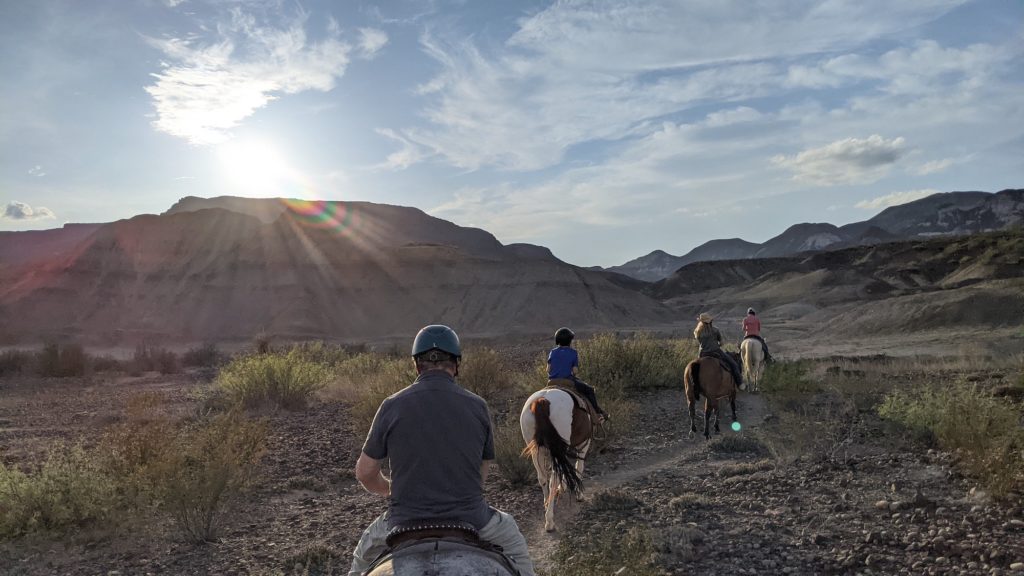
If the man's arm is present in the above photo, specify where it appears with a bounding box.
[481,459,492,486]
[355,452,391,497]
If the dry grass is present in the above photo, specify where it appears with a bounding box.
[492,410,534,487]
[879,382,1024,498]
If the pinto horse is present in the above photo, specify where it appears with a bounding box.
[520,387,593,532]
[684,355,739,439]
[740,338,766,393]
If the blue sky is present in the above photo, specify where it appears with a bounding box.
[2,0,1022,266]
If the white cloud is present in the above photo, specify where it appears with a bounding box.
[3,201,56,220]
[145,11,352,145]
[358,28,388,58]
[163,0,186,7]
[382,1,967,172]
[28,165,46,177]
[372,128,428,170]
[772,135,908,185]
[913,158,954,175]
[855,189,938,210]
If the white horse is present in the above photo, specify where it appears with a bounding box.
[519,387,592,532]
[740,338,766,393]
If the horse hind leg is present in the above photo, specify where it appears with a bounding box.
[703,401,713,440]
[545,464,560,532]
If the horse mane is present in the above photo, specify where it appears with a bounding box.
[522,397,583,498]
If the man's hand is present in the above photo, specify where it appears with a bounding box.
[355,452,391,497]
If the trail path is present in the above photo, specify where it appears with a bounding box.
[520,390,770,573]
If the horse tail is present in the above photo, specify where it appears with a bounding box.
[740,341,752,383]
[685,360,702,401]
[522,397,583,498]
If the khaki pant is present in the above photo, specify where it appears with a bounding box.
[348,509,536,576]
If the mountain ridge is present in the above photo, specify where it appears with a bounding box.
[605,188,1024,281]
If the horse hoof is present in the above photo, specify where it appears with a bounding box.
[545,526,556,533]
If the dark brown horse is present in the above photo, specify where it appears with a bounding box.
[684,354,739,439]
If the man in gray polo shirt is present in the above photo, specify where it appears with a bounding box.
[348,324,535,576]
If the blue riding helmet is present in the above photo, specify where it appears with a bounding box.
[411,324,462,358]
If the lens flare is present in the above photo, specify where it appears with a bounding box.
[281,198,358,235]
[731,421,742,432]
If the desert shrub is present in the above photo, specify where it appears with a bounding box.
[0,349,32,376]
[285,543,344,576]
[576,333,687,396]
[760,360,816,396]
[183,343,221,368]
[150,412,266,542]
[0,446,118,538]
[340,354,417,434]
[493,413,534,487]
[91,354,123,373]
[716,459,774,478]
[459,347,527,403]
[216,349,335,410]
[553,524,657,576]
[35,342,89,377]
[879,383,1024,497]
[288,341,352,368]
[253,332,273,355]
[129,343,180,375]
[707,434,769,456]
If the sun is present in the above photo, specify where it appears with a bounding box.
[217,138,295,197]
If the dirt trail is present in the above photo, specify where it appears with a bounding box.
[522,391,770,573]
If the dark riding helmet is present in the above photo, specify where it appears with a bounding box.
[554,327,575,346]
[747,308,756,315]
[411,324,462,359]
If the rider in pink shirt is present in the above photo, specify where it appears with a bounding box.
[741,308,773,362]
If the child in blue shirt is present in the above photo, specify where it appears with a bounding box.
[548,327,609,422]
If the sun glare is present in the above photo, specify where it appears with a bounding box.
[217,138,295,197]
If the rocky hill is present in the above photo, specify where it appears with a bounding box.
[0,198,675,344]
[607,188,1024,281]
[647,230,1024,336]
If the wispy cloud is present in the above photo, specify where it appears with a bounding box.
[855,189,938,210]
[912,158,954,175]
[358,28,388,58]
[145,10,355,145]
[3,201,56,221]
[379,1,968,172]
[28,165,46,177]
[772,135,907,185]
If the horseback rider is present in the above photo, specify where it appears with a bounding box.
[349,325,535,576]
[741,307,773,363]
[694,313,745,390]
[548,327,610,423]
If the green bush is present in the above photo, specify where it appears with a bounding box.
[879,383,1024,497]
[150,412,266,542]
[459,347,528,403]
[493,412,534,487]
[216,349,335,410]
[0,446,118,538]
[339,354,416,434]
[760,360,816,396]
[576,333,689,396]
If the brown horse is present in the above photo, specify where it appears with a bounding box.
[684,354,739,439]
[519,387,593,532]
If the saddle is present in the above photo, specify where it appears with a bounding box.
[370,521,520,576]
[386,520,479,547]
[545,378,600,425]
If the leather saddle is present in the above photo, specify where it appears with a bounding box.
[368,520,520,575]
[545,378,600,426]
[385,520,479,548]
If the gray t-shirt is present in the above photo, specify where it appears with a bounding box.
[362,370,494,530]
